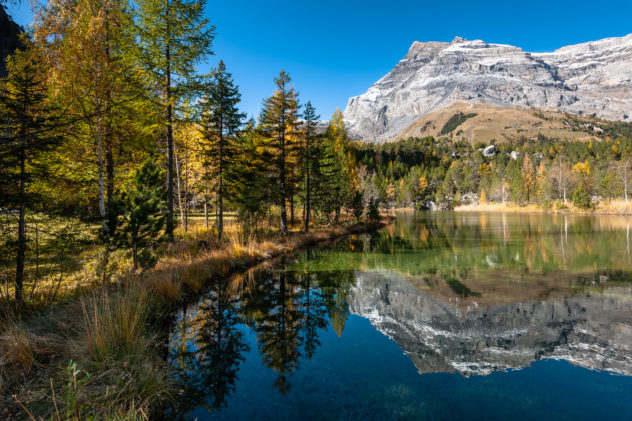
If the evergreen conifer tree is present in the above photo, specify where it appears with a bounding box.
[117,157,166,271]
[231,121,273,234]
[200,61,245,241]
[0,41,61,303]
[259,70,300,234]
[301,101,319,232]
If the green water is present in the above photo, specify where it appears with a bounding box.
[169,212,632,420]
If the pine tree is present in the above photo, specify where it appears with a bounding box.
[200,61,245,241]
[301,101,319,232]
[117,157,166,271]
[259,70,300,234]
[135,0,215,239]
[0,40,61,303]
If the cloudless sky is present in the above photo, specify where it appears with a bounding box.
[6,0,632,120]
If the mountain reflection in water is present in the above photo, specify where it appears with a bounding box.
[168,212,632,419]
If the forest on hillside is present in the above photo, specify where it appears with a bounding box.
[355,120,632,211]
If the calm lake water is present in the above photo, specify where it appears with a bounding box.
[168,212,632,420]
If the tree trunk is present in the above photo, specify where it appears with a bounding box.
[97,121,108,238]
[184,140,189,233]
[204,183,209,229]
[132,244,138,272]
[290,194,295,228]
[165,36,175,239]
[105,135,115,227]
[104,19,115,238]
[218,127,224,241]
[279,130,287,234]
[305,147,310,232]
[15,145,26,304]
[625,165,628,204]
[175,147,184,228]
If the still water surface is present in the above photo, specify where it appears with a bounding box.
[169,212,632,420]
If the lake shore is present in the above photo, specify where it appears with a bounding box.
[454,200,632,215]
[1,216,393,419]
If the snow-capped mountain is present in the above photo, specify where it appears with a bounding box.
[343,34,632,142]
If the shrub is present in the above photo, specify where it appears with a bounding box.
[440,112,477,135]
[367,198,380,221]
[572,183,592,210]
[555,201,568,211]
[351,192,364,222]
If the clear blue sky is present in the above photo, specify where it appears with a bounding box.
[6,0,632,120]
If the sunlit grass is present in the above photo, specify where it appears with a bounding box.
[1,211,389,419]
[456,199,632,216]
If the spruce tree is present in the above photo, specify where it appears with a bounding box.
[259,70,300,234]
[200,61,245,241]
[301,101,319,232]
[135,0,215,239]
[231,120,273,234]
[117,157,166,271]
[0,41,61,303]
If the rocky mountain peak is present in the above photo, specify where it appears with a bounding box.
[344,34,632,142]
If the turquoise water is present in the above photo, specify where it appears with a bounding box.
[169,212,632,420]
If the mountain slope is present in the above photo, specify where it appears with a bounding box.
[343,34,632,142]
[390,102,602,143]
[0,5,21,78]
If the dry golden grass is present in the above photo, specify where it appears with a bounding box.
[146,274,182,301]
[390,101,600,143]
[0,324,34,376]
[78,284,151,362]
[455,202,549,213]
[141,218,389,303]
[456,199,632,216]
[594,199,632,215]
[2,216,390,419]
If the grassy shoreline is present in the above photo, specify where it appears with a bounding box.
[1,217,392,419]
[454,200,632,215]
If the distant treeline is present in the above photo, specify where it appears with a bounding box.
[353,126,632,210]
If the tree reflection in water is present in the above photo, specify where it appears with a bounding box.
[170,282,249,414]
[166,215,632,419]
[170,251,355,413]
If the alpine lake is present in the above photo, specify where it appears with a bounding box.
[167,212,632,420]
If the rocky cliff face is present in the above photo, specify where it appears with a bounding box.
[349,270,632,376]
[343,34,632,141]
[0,5,21,78]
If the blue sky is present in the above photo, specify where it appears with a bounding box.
[6,0,632,120]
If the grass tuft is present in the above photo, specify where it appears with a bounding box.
[0,324,34,376]
[79,284,151,362]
